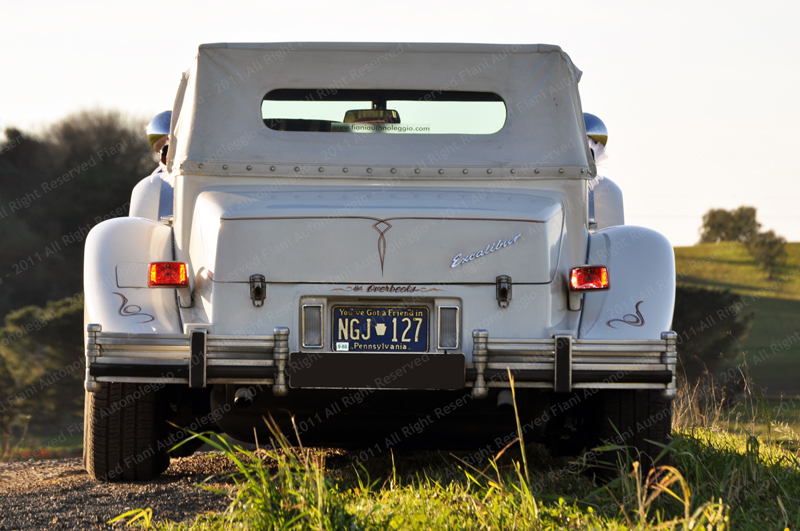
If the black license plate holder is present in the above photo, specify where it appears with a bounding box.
[289,352,465,389]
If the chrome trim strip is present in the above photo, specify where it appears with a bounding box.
[488,338,554,344]
[575,352,661,363]
[487,381,551,388]
[208,378,274,385]
[95,376,188,384]
[88,357,185,365]
[206,359,275,366]
[488,356,554,363]
[486,362,553,370]
[95,339,188,349]
[471,330,489,399]
[573,363,668,372]
[661,331,678,399]
[574,339,665,345]
[90,350,189,359]
[94,332,189,340]
[573,383,666,390]
[573,345,666,353]
[272,327,290,396]
[208,341,276,350]
[481,345,554,353]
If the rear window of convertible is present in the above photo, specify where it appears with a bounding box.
[261,89,506,135]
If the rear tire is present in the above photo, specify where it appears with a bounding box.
[84,382,170,481]
[594,390,672,475]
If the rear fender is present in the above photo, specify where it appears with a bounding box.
[84,217,182,334]
[129,173,174,221]
[578,226,675,339]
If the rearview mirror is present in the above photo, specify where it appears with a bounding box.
[343,109,401,123]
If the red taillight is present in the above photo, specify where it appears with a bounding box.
[148,262,188,288]
[570,266,609,291]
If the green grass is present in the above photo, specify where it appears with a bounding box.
[674,242,800,300]
[111,387,800,531]
[104,243,800,530]
[110,430,800,530]
[674,242,800,395]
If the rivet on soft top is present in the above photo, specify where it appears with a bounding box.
[343,167,349,173]
[510,169,516,174]
[247,165,252,171]
[438,169,444,174]
[559,168,564,173]
[222,164,228,170]
[270,166,276,172]
[198,163,204,168]
[534,168,540,174]
[318,167,324,172]
[366,168,373,173]
[294,167,300,172]
[414,168,421,174]
[486,169,492,174]
[390,168,397,173]
[462,169,469,174]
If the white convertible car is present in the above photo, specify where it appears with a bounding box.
[82,43,676,480]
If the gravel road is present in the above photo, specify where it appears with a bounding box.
[0,453,238,530]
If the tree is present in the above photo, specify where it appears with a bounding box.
[698,206,788,280]
[0,111,157,318]
[699,206,760,243]
[746,230,787,279]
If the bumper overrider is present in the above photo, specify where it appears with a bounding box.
[85,324,677,400]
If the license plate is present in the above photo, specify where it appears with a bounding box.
[332,306,429,352]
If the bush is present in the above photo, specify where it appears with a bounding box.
[698,206,788,280]
[0,295,85,433]
[672,285,754,387]
[698,206,759,244]
[745,230,787,279]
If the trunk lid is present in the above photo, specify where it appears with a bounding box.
[191,187,564,285]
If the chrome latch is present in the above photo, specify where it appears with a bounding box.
[250,274,266,307]
[496,275,512,308]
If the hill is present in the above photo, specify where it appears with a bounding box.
[674,242,800,395]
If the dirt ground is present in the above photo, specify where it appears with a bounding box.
[0,453,237,530]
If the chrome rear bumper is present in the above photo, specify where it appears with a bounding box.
[85,324,677,400]
[84,324,288,395]
[470,330,677,399]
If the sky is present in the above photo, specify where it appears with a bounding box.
[1,0,798,247]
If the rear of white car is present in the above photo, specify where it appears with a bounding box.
[82,43,676,480]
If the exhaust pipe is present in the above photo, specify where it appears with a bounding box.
[497,390,514,408]
[234,387,254,409]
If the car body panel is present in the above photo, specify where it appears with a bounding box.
[84,217,182,335]
[580,226,676,339]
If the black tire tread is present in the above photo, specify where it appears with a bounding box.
[84,382,169,481]
[598,390,672,472]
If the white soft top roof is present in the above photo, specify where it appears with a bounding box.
[169,42,593,178]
